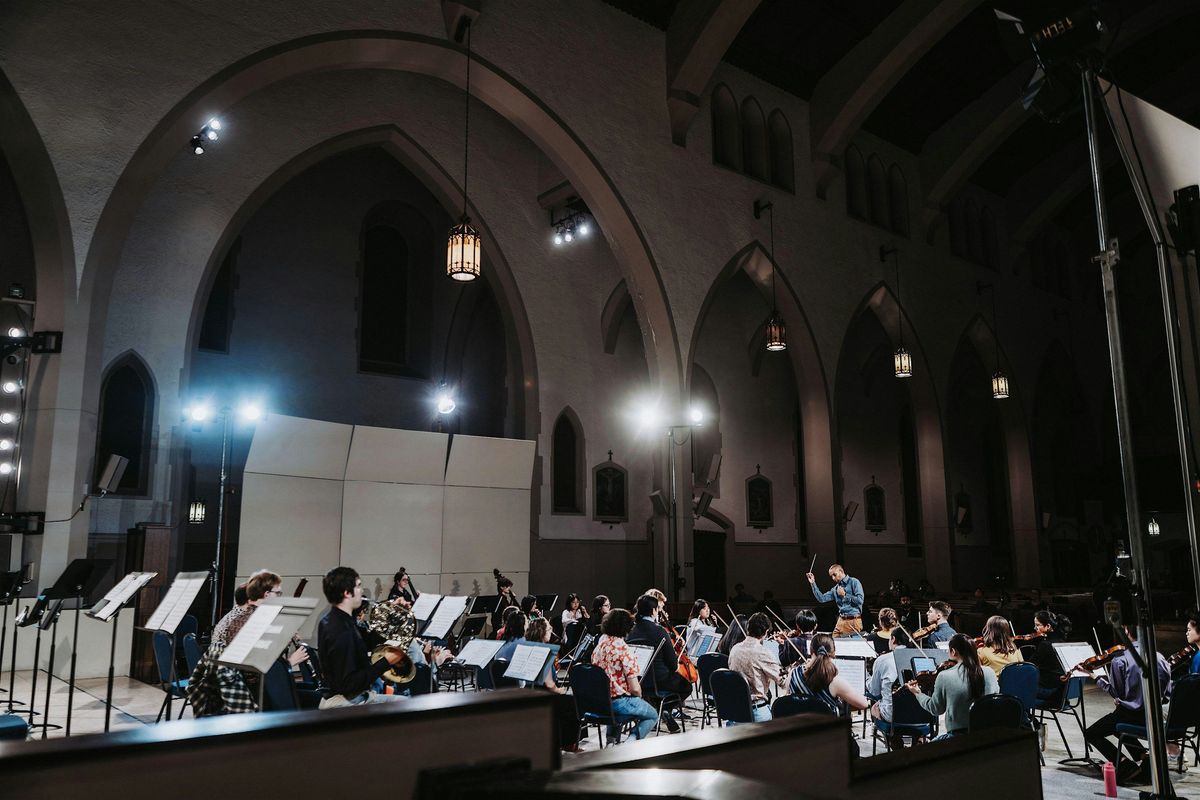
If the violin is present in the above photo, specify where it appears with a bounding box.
[659,609,699,683]
[1168,643,1199,670]
[1061,645,1126,681]
[894,657,956,696]
[910,623,939,641]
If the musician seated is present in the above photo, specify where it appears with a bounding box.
[869,607,898,655]
[496,605,522,640]
[561,593,588,628]
[588,595,611,636]
[904,633,997,740]
[316,566,407,708]
[686,599,715,639]
[728,612,784,723]
[717,614,749,657]
[787,633,870,716]
[778,609,818,669]
[591,608,659,741]
[896,593,922,633]
[1186,618,1200,675]
[627,593,693,732]
[1083,624,1172,785]
[1030,610,1070,705]
[520,594,540,618]
[976,615,1023,678]
[387,569,418,607]
[867,628,913,724]
[923,601,956,645]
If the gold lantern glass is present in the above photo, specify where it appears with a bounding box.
[188,501,206,524]
[894,346,912,378]
[991,370,1010,399]
[446,218,481,282]
[765,314,787,352]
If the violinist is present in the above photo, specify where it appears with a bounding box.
[686,599,715,639]
[1083,624,1171,786]
[387,569,418,607]
[904,633,997,739]
[728,613,785,723]
[867,628,915,742]
[976,615,1023,678]
[896,592,922,633]
[717,614,749,656]
[870,608,898,656]
[520,594,540,618]
[627,593,692,732]
[1030,610,1070,704]
[588,595,611,635]
[922,601,957,645]
[788,633,871,716]
[778,609,818,669]
[1180,618,1200,675]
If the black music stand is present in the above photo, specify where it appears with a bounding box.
[535,594,559,615]
[0,570,26,707]
[36,599,65,737]
[47,558,108,737]
[15,592,50,725]
[88,572,156,733]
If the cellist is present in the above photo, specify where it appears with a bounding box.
[627,593,693,732]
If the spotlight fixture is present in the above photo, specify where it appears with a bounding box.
[1,380,19,394]
[238,402,263,422]
[578,220,590,236]
[564,228,574,243]
[881,246,910,379]
[436,385,456,415]
[7,327,24,339]
[190,118,223,155]
[754,199,787,352]
[0,439,11,451]
[191,135,205,155]
[0,412,15,424]
[689,407,705,425]
[0,462,12,476]
[549,208,594,248]
[446,21,482,282]
[186,404,213,423]
[553,231,563,246]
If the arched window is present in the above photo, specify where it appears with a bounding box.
[768,110,794,191]
[982,207,999,269]
[740,98,769,182]
[887,164,909,237]
[95,354,154,495]
[711,85,740,170]
[358,225,409,374]
[965,199,984,264]
[551,409,585,514]
[845,145,867,219]
[867,154,889,228]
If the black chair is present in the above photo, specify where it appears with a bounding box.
[1117,673,1200,772]
[709,668,754,726]
[969,693,1026,732]
[872,687,935,753]
[407,663,436,696]
[696,652,728,729]
[771,693,834,718]
[152,630,190,722]
[642,664,688,734]
[261,659,298,711]
[1033,676,1088,761]
[489,657,519,689]
[568,664,638,747]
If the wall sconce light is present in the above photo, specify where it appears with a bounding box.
[188,501,207,524]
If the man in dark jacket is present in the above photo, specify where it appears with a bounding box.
[627,593,693,732]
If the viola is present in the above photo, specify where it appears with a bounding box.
[910,623,939,641]
[1168,642,1199,670]
[659,610,699,684]
[1061,645,1126,681]
[893,657,956,696]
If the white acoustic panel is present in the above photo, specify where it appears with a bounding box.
[345,426,449,485]
[359,573,439,603]
[238,473,343,577]
[442,486,531,574]
[340,481,444,575]
[245,414,354,480]
[439,571,528,599]
[445,434,535,489]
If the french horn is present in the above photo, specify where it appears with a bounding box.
[366,600,418,684]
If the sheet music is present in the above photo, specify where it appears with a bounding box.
[144,573,208,633]
[686,631,721,658]
[504,644,552,683]
[935,641,950,650]
[834,639,878,659]
[457,638,505,668]
[91,571,157,621]
[410,592,442,621]
[1054,642,1106,679]
[422,595,469,639]
[835,658,867,691]
[629,644,656,679]
[220,605,283,665]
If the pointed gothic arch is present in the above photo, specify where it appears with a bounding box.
[95,351,156,496]
[551,407,586,515]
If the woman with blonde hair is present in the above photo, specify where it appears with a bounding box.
[976,615,1023,678]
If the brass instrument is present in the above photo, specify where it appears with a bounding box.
[366,600,418,684]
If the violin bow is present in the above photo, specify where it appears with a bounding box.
[764,606,806,663]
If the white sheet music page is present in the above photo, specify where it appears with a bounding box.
[457,638,504,668]
[834,639,878,659]
[423,595,469,639]
[145,574,207,633]
[221,604,283,665]
[629,644,656,679]
[835,658,867,690]
[503,644,550,683]
[92,572,157,621]
[1054,642,1107,679]
[410,592,442,621]
[162,578,207,633]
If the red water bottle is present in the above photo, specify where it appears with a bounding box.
[1102,761,1117,797]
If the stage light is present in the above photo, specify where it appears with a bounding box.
[7,327,24,339]
[2,381,18,394]
[191,135,205,155]
[578,220,590,236]
[208,118,222,131]
[554,230,563,246]
[238,402,263,422]
[689,407,704,425]
[0,439,11,451]
[1148,516,1161,537]
[564,228,574,243]
[436,391,456,415]
[0,412,15,424]
[634,401,661,432]
[0,463,12,476]
[186,404,212,423]
[206,128,218,141]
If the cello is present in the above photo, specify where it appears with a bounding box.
[658,608,699,683]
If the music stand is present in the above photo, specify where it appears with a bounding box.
[87,571,157,732]
[43,558,108,737]
[216,597,317,712]
[34,599,65,736]
[140,571,209,721]
[0,570,26,707]
[468,594,501,615]
[535,594,559,615]
[9,582,45,718]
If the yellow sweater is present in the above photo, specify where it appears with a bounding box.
[977,645,1024,678]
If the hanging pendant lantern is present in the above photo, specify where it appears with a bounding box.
[447,218,481,281]
[991,370,1010,399]
[765,313,787,352]
[1148,516,1161,536]
[188,500,206,524]
[894,346,912,378]
[446,20,480,282]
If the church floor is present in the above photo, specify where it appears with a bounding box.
[2,670,1193,797]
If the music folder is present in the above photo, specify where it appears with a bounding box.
[88,571,157,622]
[503,643,558,684]
[455,638,505,668]
[409,592,442,622]
[421,595,469,640]
[217,596,319,677]
[143,571,210,634]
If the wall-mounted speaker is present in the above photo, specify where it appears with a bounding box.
[702,454,722,485]
[96,454,129,495]
[649,490,669,517]
[843,501,859,523]
[694,491,714,518]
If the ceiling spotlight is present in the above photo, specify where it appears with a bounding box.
[578,220,590,236]
[2,380,19,394]
[0,412,15,424]
[564,228,574,243]
[208,118,222,131]
[0,463,11,476]
[238,402,263,422]
[554,230,563,246]
[187,404,212,423]
[7,327,24,339]
[0,439,11,451]
[206,128,218,141]
[191,135,205,155]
